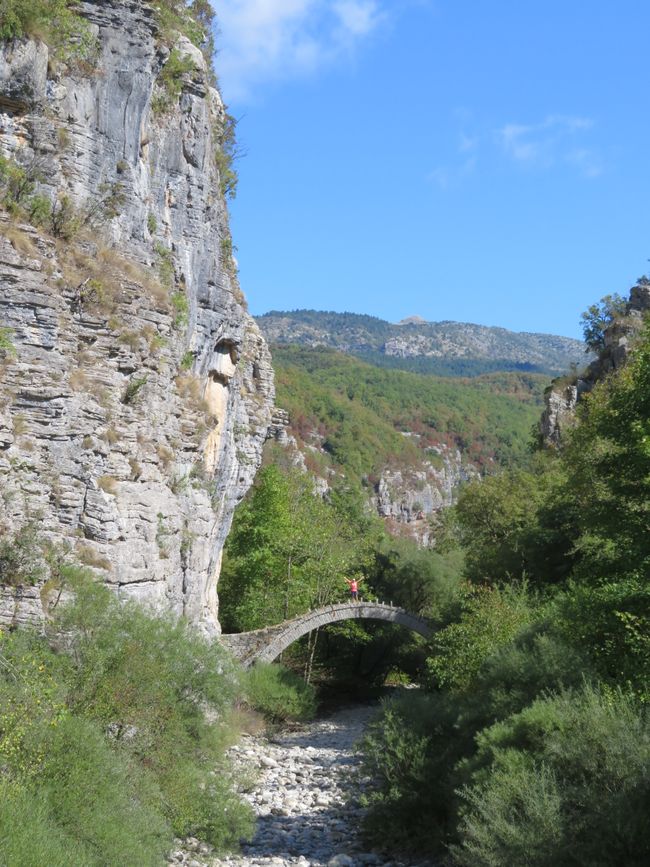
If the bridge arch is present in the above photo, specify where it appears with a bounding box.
[220,602,433,667]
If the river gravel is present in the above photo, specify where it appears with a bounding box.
[169,704,434,867]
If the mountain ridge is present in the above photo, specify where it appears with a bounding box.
[256,309,586,377]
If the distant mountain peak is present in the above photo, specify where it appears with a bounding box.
[398,315,428,325]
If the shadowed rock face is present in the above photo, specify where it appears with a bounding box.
[0,1,274,633]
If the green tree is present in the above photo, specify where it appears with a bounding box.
[580,292,627,353]
[219,465,372,633]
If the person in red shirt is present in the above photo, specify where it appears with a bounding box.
[344,576,363,601]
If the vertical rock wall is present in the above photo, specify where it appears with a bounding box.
[0,1,274,633]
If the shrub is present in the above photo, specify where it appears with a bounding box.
[555,578,650,700]
[425,583,534,691]
[171,290,189,329]
[0,522,44,585]
[153,0,215,52]
[453,686,650,867]
[180,350,194,370]
[0,326,16,357]
[0,780,92,867]
[152,48,196,115]
[154,241,174,288]
[50,194,82,239]
[55,574,254,849]
[244,663,317,722]
[214,112,239,199]
[97,475,118,494]
[360,691,457,854]
[0,570,255,860]
[122,374,148,405]
[37,716,170,866]
[359,620,594,857]
[28,193,52,226]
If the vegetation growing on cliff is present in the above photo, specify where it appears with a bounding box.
[0,0,96,61]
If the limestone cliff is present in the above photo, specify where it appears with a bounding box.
[540,280,650,446]
[374,447,480,545]
[0,1,274,633]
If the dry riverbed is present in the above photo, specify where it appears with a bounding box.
[169,704,434,867]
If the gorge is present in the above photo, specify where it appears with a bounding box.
[1,4,649,867]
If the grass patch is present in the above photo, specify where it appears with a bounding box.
[97,475,118,495]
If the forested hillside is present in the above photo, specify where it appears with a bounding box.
[257,310,586,376]
[266,346,547,540]
[273,345,545,478]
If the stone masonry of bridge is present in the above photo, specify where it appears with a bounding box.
[219,602,433,667]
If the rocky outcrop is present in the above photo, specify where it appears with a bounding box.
[0,1,274,633]
[374,446,479,544]
[540,280,650,446]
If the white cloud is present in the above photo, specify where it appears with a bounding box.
[428,154,477,189]
[214,0,385,101]
[333,1,384,36]
[498,115,600,176]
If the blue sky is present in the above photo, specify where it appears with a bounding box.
[214,1,650,339]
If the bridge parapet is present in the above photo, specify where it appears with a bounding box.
[219,602,432,667]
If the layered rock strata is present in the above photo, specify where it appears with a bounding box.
[0,1,274,632]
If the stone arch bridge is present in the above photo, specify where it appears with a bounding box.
[219,602,433,667]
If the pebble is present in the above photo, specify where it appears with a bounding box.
[168,705,435,867]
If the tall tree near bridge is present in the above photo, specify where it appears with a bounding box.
[219,465,375,635]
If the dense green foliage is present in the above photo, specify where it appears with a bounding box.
[273,345,545,480]
[220,463,378,633]
[453,686,650,867]
[0,570,253,866]
[221,461,465,686]
[356,350,550,378]
[580,292,628,352]
[152,47,197,115]
[244,663,317,722]
[359,317,650,862]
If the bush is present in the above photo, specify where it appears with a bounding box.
[38,716,170,866]
[244,663,317,722]
[453,686,650,867]
[359,620,595,857]
[152,48,196,114]
[0,522,44,585]
[0,570,255,861]
[555,578,650,699]
[360,691,457,854]
[425,583,534,691]
[0,781,93,867]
